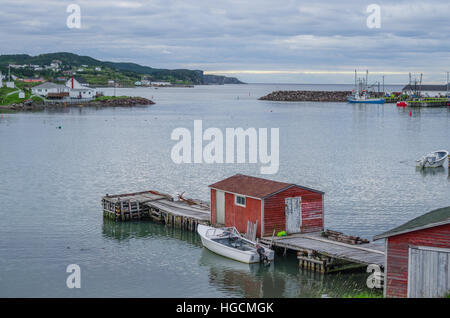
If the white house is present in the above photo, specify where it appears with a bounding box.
[69,88,97,99]
[95,67,101,71]
[65,77,96,99]
[151,81,171,87]
[31,82,69,97]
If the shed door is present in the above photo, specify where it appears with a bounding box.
[215,190,225,225]
[285,197,301,234]
[408,246,450,298]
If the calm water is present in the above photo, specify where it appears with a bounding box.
[0,84,449,297]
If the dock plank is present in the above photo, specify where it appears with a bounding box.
[145,199,210,221]
[261,232,385,267]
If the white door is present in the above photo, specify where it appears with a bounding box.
[285,197,301,234]
[216,190,225,225]
[408,246,450,298]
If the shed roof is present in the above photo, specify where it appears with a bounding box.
[374,206,450,240]
[209,174,323,199]
[32,82,67,90]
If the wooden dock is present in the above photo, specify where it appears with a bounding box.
[102,190,210,231]
[261,232,385,273]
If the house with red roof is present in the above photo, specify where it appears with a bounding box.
[209,174,324,238]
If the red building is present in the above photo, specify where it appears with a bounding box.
[374,207,450,298]
[209,174,324,238]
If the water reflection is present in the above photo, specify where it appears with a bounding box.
[416,166,447,177]
[198,248,378,298]
[101,218,202,246]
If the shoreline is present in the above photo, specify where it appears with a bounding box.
[0,96,155,112]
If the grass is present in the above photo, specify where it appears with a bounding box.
[94,95,130,101]
[341,291,383,298]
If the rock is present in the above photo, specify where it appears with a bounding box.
[259,90,384,102]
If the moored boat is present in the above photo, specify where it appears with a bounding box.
[416,150,449,168]
[197,224,274,264]
[347,94,385,104]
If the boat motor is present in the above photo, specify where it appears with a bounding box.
[256,244,270,265]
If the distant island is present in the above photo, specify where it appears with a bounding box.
[0,52,244,86]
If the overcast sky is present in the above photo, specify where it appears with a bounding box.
[0,0,449,84]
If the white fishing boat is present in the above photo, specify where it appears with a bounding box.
[416,150,449,168]
[197,224,275,264]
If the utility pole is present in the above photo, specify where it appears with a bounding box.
[114,73,116,97]
[382,75,385,94]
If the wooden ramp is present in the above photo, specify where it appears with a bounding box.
[102,190,210,231]
[261,232,385,273]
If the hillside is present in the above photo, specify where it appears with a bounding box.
[0,52,244,85]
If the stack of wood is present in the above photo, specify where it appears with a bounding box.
[322,229,370,245]
[177,192,210,210]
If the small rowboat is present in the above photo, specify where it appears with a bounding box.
[197,224,274,264]
[396,101,407,107]
[416,150,449,168]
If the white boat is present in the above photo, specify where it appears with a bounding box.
[197,224,275,264]
[416,150,449,168]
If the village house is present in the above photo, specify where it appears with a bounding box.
[374,206,450,298]
[209,174,324,238]
[31,82,69,97]
[65,77,96,99]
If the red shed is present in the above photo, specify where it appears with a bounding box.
[374,206,450,298]
[209,174,324,238]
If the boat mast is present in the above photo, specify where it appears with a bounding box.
[366,70,368,92]
[447,71,449,97]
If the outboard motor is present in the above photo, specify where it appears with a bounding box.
[256,244,270,265]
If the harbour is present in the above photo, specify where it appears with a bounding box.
[1,84,449,297]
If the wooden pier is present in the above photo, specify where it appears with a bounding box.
[261,232,385,273]
[102,190,210,231]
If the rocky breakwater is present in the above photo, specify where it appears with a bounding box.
[259,90,352,102]
[87,96,155,107]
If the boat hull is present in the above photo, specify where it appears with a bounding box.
[348,97,385,104]
[197,225,274,264]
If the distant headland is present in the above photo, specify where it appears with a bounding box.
[0,52,244,87]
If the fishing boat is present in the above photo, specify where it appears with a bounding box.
[197,224,274,264]
[416,150,449,168]
[348,70,385,104]
[347,92,385,104]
